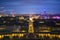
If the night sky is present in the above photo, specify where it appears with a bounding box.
[0,0,60,14]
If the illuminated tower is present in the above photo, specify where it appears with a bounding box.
[43,9,46,14]
[28,15,34,33]
[11,10,15,17]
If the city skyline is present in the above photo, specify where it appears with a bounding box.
[0,0,60,14]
